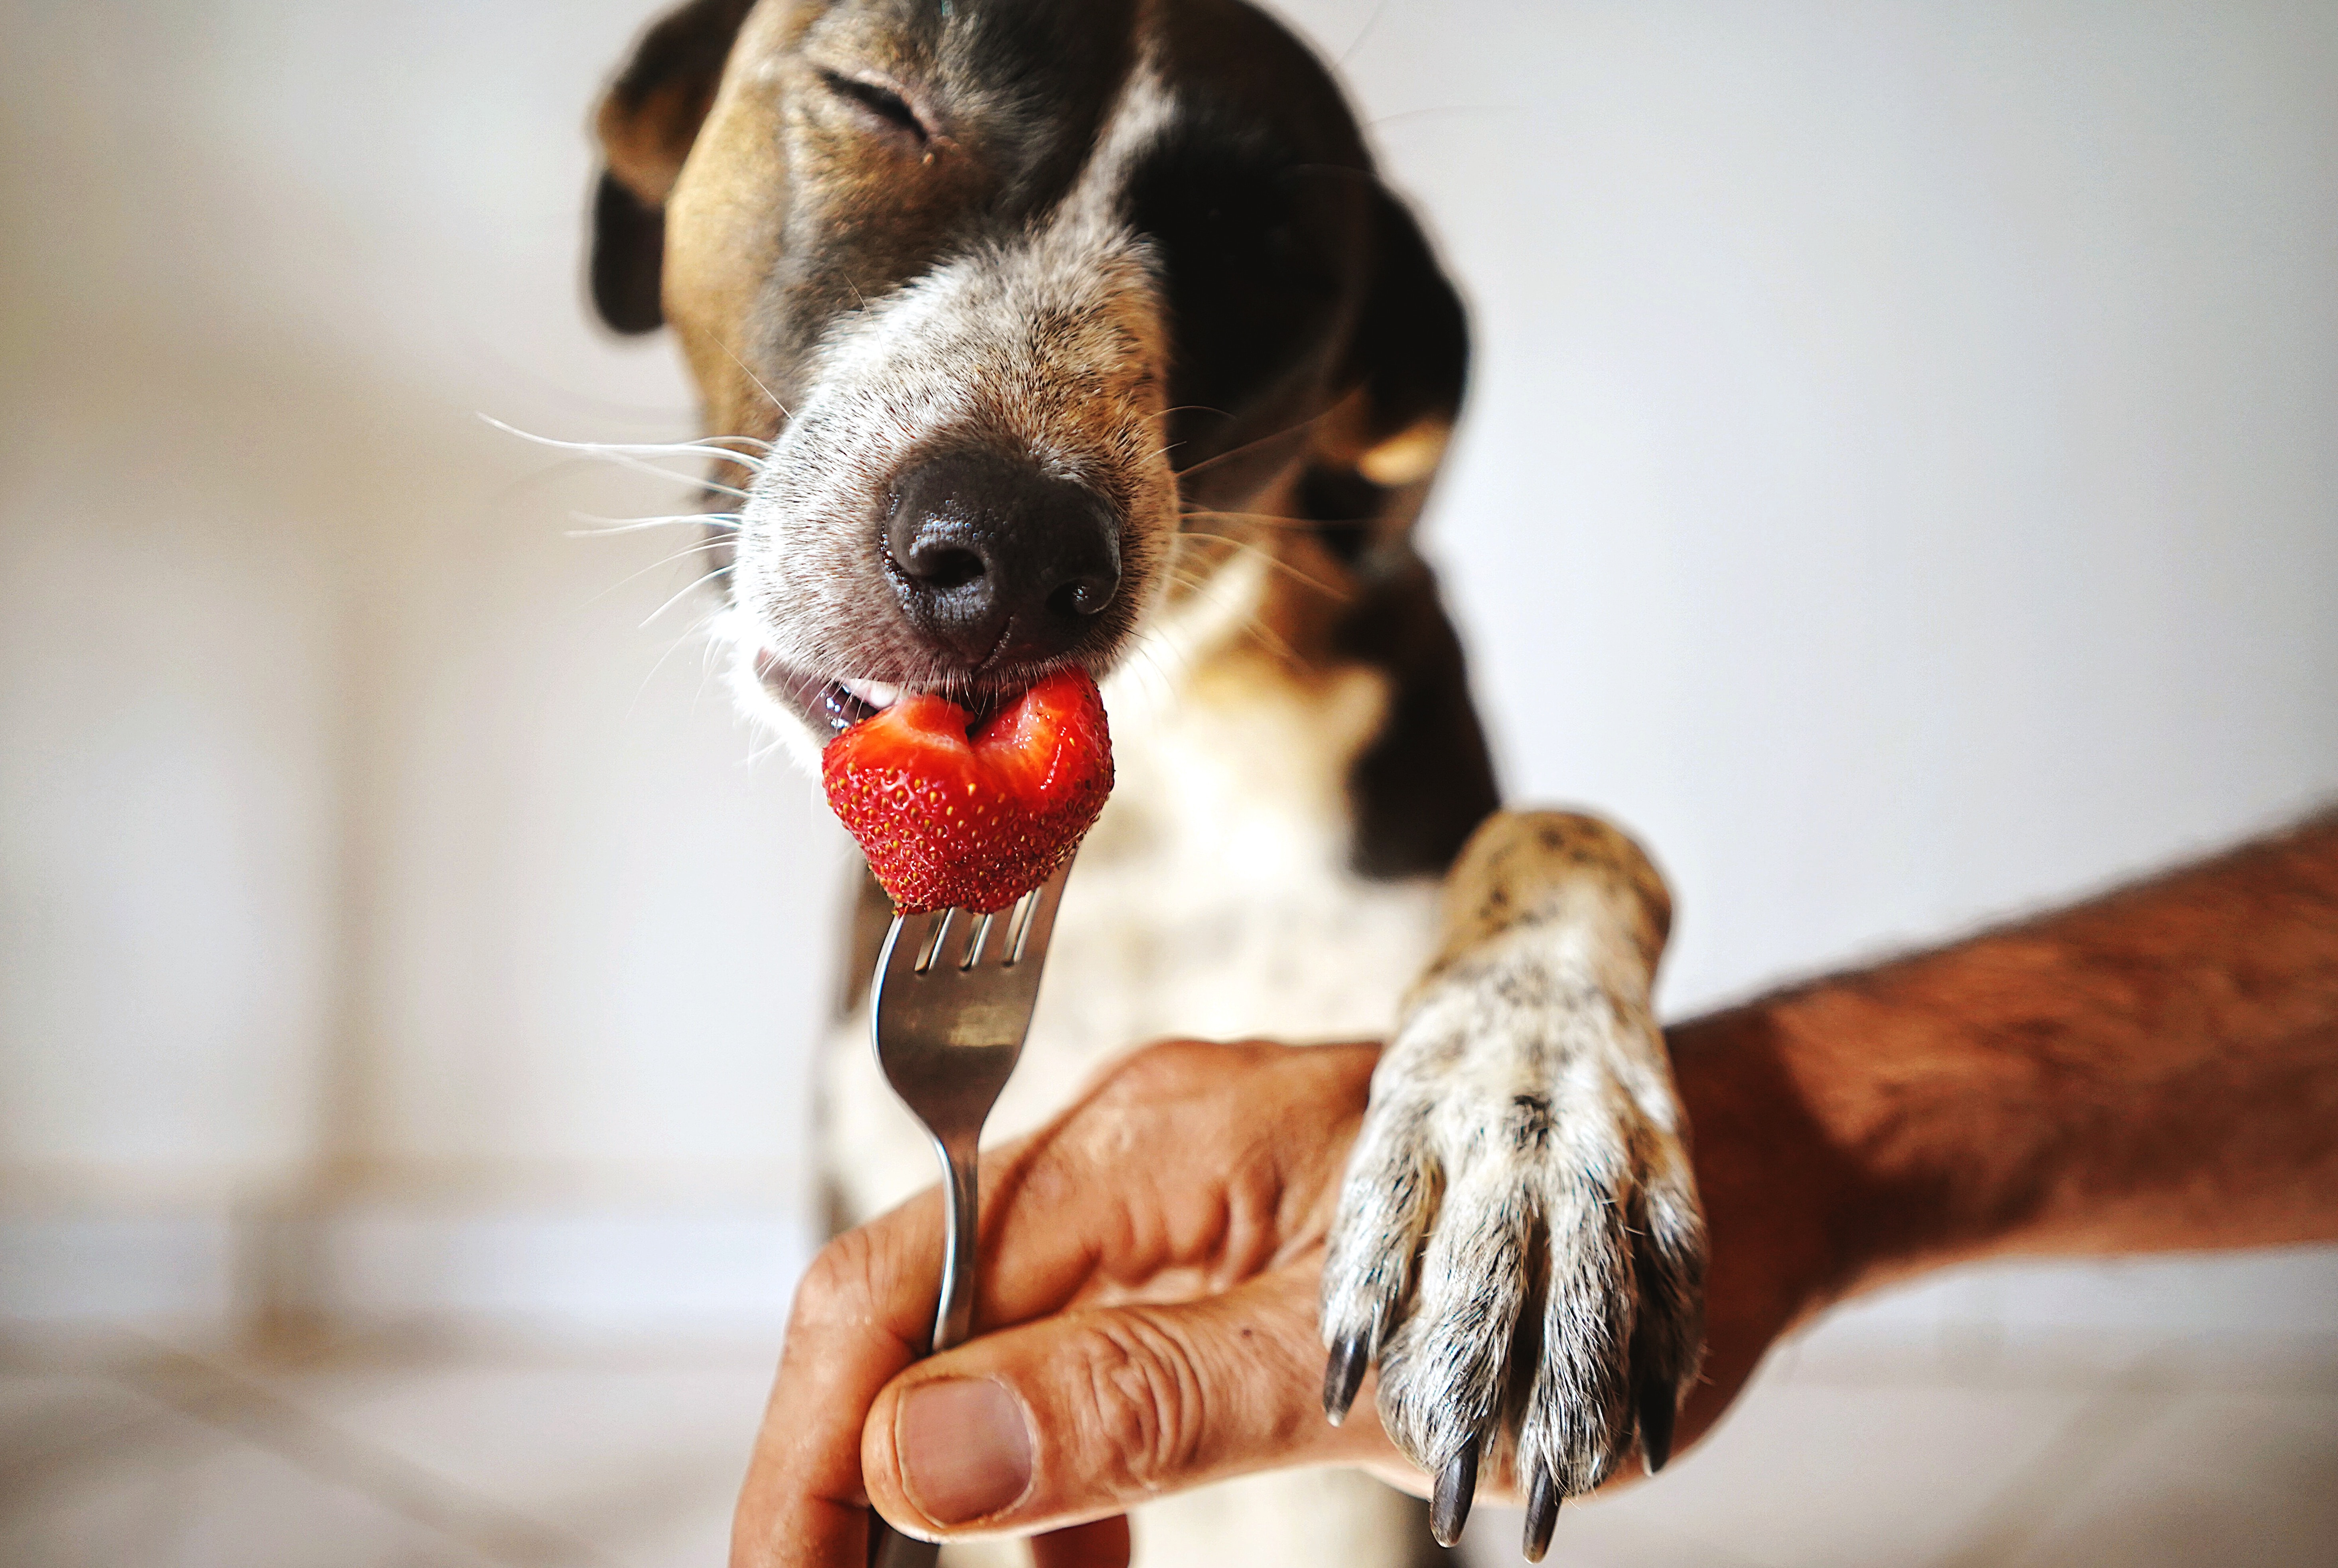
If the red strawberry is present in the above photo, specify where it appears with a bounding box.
[821,669,1113,913]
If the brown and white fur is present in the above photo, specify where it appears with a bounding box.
[588,1,1705,1562]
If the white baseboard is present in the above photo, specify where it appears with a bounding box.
[1818,1245,2338,1337]
[0,1204,816,1338]
[0,1211,245,1328]
[6,1206,2330,1351]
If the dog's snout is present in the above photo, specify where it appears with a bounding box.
[883,451,1121,667]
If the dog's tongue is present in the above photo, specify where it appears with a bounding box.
[821,669,1113,913]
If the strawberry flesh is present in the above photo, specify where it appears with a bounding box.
[821,669,1113,912]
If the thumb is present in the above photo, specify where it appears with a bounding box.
[860,1265,1397,1538]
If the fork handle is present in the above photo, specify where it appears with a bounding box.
[869,1517,941,1567]
[868,1131,982,1568]
[930,1129,980,1354]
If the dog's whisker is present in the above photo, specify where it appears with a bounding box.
[1181,505,1311,524]
[631,615,723,717]
[481,416,761,494]
[1367,104,1519,131]
[1126,640,1185,705]
[664,472,752,498]
[1156,544,1310,666]
[1177,530,1348,602]
[578,538,741,613]
[567,511,743,538]
[1169,404,1338,483]
[566,454,755,499]
[1180,506,1324,534]
[648,443,768,467]
[481,416,771,467]
[710,333,794,420]
[741,726,794,768]
[639,565,735,630]
[1166,561,1304,666]
[1336,0,1394,66]
[1143,403,1230,426]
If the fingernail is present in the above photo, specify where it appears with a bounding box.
[897,1378,1033,1525]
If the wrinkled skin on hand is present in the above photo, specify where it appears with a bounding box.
[731,1037,1822,1566]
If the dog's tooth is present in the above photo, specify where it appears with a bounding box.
[1430,1445,1477,1547]
[1522,1470,1561,1561]
[840,678,902,710]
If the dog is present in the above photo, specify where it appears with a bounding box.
[587,2,1705,1562]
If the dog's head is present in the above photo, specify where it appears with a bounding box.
[591,0,1469,782]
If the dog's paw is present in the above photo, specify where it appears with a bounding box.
[1319,929,1705,1553]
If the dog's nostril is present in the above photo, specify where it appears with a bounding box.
[1050,575,1116,619]
[902,541,986,591]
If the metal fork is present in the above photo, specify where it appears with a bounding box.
[865,857,1074,1568]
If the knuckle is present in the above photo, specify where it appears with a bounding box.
[1102,1038,1231,1104]
[790,1225,890,1338]
[1065,1310,1206,1489]
[795,1229,872,1315]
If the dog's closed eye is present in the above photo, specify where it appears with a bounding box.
[819,69,931,146]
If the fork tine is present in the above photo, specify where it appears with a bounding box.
[1001,888,1038,965]
[960,910,996,969]
[1005,858,1074,967]
[912,908,953,973]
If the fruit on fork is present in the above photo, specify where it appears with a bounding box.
[822,668,1113,913]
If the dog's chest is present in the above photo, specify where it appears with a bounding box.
[821,561,1445,1222]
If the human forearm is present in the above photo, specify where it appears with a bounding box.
[1660,810,2338,1450]
[1674,809,2338,1314]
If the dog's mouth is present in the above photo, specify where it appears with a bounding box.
[756,650,1029,739]
[755,653,899,737]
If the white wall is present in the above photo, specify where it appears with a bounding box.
[1282,0,2338,1010]
[2,0,2332,1330]
[0,0,848,1324]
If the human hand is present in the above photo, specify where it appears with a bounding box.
[729,1034,1822,1566]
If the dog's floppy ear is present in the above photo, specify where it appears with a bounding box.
[589,0,755,334]
[1298,185,1469,567]
[1319,190,1496,878]
[1344,184,1469,488]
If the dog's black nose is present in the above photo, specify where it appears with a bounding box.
[883,451,1121,667]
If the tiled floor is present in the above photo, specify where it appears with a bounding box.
[1459,1326,2338,1568]
[4,1289,2335,1568]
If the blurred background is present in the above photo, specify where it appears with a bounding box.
[1,0,2332,1564]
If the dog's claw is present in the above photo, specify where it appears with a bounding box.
[1429,1445,1477,1547]
[1522,1469,1561,1562]
[1639,1381,1676,1475]
[1322,1333,1369,1426]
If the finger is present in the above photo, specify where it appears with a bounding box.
[732,1223,932,1566]
[986,1040,1378,1320]
[861,1265,1408,1538]
[733,1042,1376,1565]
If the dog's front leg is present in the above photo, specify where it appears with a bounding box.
[1321,810,1706,1549]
